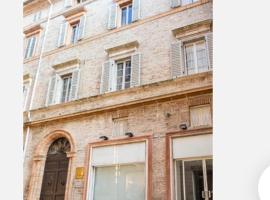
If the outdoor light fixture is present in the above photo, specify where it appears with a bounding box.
[125,132,134,137]
[179,123,187,130]
[99,136,108,140]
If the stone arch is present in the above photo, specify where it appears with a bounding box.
[27,130,76,200]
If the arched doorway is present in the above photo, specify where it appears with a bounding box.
[40,137,71,200]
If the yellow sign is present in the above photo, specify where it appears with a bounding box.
[75,167,84,179]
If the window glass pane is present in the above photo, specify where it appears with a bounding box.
[127,5,133,24]
[184,160,204,200]
[175,160,184,200]
[117,63,124,90]
[185,45,195,74]
[61,75,72,102]
[71,24,79,44]
[93,164,145,200]
[125,60,131,89]
[196,41,208,72]
[121,7,127,26]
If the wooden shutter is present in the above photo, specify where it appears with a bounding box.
[171,41,185,78]
[57,21,68,47]
[190,105,212,127]
[108,3,117,30]
[70,69,80,100]
[46,74,57,106]
[132,0,141,22]
[205,32,213,69]
[64,0,73,8]
[77,15,86,41]
[100,61,112,94]
[131,53,141,87]
[171,0,181,8]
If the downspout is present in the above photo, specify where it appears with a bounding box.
[23,0,53,161]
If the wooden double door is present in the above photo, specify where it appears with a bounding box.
[40,153,69,200]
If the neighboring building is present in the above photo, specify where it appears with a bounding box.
[23,0,213,199]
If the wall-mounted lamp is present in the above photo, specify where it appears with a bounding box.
[99,136,109,140]
[179,123,187,130]
[125,132,134,137]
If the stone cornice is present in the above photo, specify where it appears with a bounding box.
[24,71,212,126]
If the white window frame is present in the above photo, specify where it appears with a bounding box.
[115,58,131,91]
[54,65,79,104]
[119,3,133,26]
[60,73,73,103]
[86,141,149,200]
[174,157,212,200]
[24,35,37,59]
[183,39,209,75]
[69,21,80,44]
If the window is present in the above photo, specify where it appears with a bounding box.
[190,105,212,127]
[184,40,209,75]
[112,118,128,137]
[61,74,72,103]
[93,164,145,200]
[121,4,133,26]
[24,35,37,59]
[90,142,147,200]
[116,59,131,90]
[70,22,80,44]
[33,11,42,22]
[175,159,213,200]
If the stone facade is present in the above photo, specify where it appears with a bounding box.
[23,0,213,199]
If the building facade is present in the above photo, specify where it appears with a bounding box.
[23,0,213,199]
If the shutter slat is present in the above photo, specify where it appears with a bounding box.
[70,69,80,100]
[171,0,181,8]
[132,0,141,22]
[64,0,73,8]
[205,32,213,69]
[77,15,86,41]
[171,42,184,78]
[101,61,111,94]
[131,53,141,87]
[57,21,68,47]
[46,74,57,106]
[108,3,117,30]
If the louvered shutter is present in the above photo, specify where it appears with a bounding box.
[131,53,141,87]
[101,61,112,94]
[77,15,86,41]
[24,38,31,59]
[70,69,80,100]
[64,0,73,8]
[57,21,68,47]
[205,32,213,69]
[108,3,117,30]
[132,0,141,22]
[171,41,185,78]
[171,0,181,8]
[46,74,57,106]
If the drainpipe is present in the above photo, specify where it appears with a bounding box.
[23,0,53,161]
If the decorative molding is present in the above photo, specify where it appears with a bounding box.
[24,23,42,36]
[172,19,212,39]
[105,40,139,54]
[48,137,71,154]
[63,6,86,21]
[52,58,81,71]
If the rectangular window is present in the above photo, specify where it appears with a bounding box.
[24,36,37,59]
[184,40,209,75]
[190,105,212,127]
[93,164,145,200]
[116,59,131,90]
[23,82,29,109]
[175,159,213,200]
[61,74,72,103]
[112,118,128,137]
[121,4,133,26]
[70,22,79,44]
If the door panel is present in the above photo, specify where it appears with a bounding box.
[206,159,213,199]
